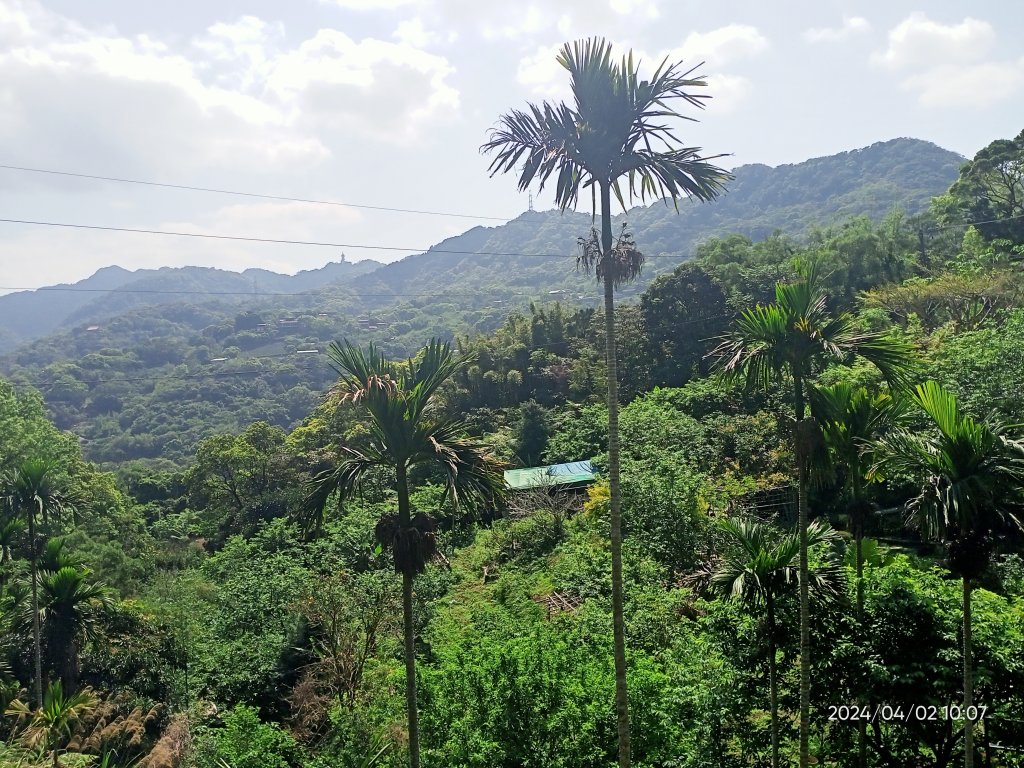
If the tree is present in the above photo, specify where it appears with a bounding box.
[2,460,77,708]
[304,339,505,768]
[811,383,909,768]
[711,265,915,767]
[5,680,97,768]
[38,566,113,692]
[873,381,1024,768]
[640,263,730,387]
[513,400,550,467]
[811,383,909,615]
[940,128,1024,244]
[482,37,729,766]
[710,518,843,768]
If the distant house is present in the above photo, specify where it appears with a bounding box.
[504,460,597,492]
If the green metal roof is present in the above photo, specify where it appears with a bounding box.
[504,460,597,491]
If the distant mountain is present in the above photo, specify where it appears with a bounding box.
[0,258,380,354]
[347,137,963,301]
[0,137,964,466]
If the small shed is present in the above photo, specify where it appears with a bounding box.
[504,460,597,492]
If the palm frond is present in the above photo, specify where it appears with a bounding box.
[403,340,471,422]
[873,381,1024,549]
[413,420,506,510]
[709,517,843,605]
[482,36,731,215]
[300,448,383,534]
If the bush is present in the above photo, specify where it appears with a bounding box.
[193,704,300,768]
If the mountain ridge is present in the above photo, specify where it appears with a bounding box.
[0,136,966,464]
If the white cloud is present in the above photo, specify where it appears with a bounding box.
[608,0,659,20]
[902,59,1024,108]
[393,17,437,47]
[480,5,548,41]
[873,13,1022,108]
[676,24,769,67]
[516,43,569,99]
[700,73,751,114]
[804,16,869,43]
[0,1,462,184]
[318,0,419,10]
[267,30,459,140]
[873,13,994,70]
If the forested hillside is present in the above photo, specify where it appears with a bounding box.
[0,138,962,467]
[1,124,1023,768]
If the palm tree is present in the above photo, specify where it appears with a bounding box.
[304,339,505,768]
[811,382,909,768]
[873,381,1024,768]
[482,37,729,766]
[711,265,915,767]
[39,566,113,692]
[2,460,77,708]
[710,517,843,768]
[5,680,97,768]
[812,383,910,615]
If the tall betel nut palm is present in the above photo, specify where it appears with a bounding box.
[482,37,729,766]
[2,459,77,709]
[811,382,909,768]
[873,382,1024,768]
[304,339,505,768]
[710,518,843,768]
[711,265,916,768]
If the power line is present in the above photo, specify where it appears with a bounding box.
[0,216,705,259]
[0,163,509,222]
[925,213,1024,232]
[0,217,568,256]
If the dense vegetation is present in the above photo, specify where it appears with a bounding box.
[1,116,1023,768]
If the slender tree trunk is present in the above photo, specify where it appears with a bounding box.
[396,464,420,768]
[29,512,44,709]
[601,179,631,768]
[794,374,811,768]
[767,594,780,768]
[963,577,974,768]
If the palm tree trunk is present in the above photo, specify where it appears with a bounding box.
[963,577,974,768]
[794,374,811,768]
[601,179,631,768]
[767,593,780,768]
[29,512,44,709]
[396,464,420,768]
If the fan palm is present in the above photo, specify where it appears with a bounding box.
[1,460,77,708]
[483,37,729,766]
[711,517,842,768]
[873,381,1024,768]
[5,680,97,768]
[304,339,504,768]
[711,265,916,767]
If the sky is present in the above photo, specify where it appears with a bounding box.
[0,0,1021,290]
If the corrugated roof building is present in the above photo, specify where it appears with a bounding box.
[503,460,597,491]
